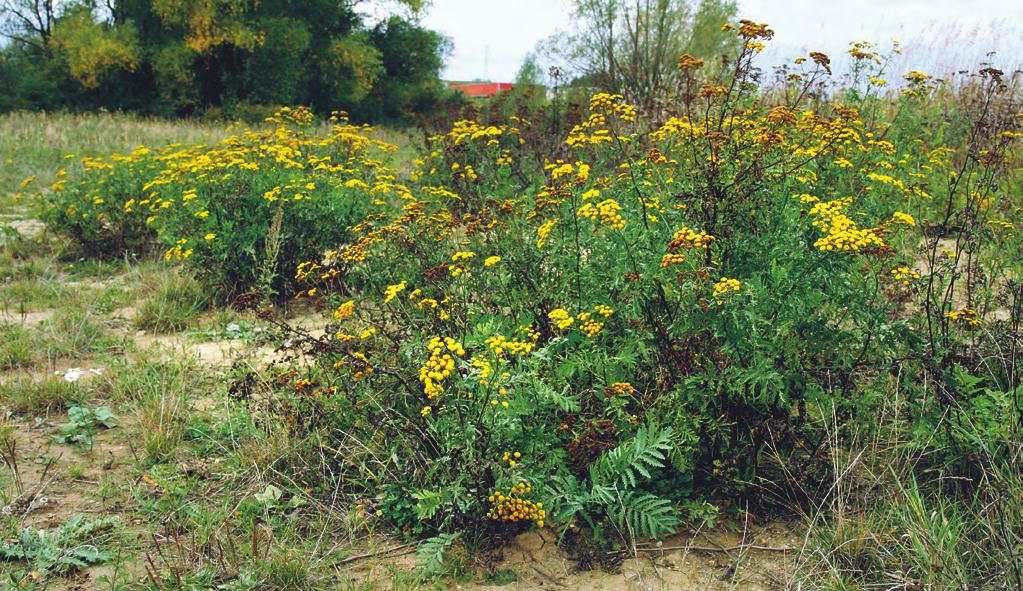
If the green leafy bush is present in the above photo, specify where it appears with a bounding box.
[39,107,402,297]
[258,33,1022,554]
[29,24,1023,576]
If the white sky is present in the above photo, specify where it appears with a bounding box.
[420,0,1023,82]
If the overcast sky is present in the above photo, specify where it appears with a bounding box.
[419,0,1023,82]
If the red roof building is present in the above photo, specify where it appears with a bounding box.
[448,82,514,98]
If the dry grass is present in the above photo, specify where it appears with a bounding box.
[0,111,229,206]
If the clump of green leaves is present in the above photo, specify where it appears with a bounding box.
[53,405,118,448]
[416,532,461,577]
[189,320,264,342]
[0,515,119,579]
[551,425,680,540]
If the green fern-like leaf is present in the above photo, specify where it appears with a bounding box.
[415,532,460,576]
[609,492,680,539]
[591,424,673,489]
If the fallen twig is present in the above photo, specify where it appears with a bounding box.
[333,543,415,566]
[610,543,794,555]
[530,564,567,587]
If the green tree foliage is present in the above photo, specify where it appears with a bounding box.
[244,17,311,105]
[52,5,139,89]
[322,34,385,106]
[542,0,739,108]
[0,0,449,121]
[360,15,451,120]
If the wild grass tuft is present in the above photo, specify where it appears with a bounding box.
[0,376,88,416]
[41,308,120,359]
[0,323,42,369]
[133,269,208,333]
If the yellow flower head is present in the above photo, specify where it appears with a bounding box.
[384,282,406,303]
[334,300,355,320]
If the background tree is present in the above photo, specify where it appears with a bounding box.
[0,0,61,51]
[0,0,450,121]
[359,16,451,120]
[51,4,139,89]
[540,0,739,110]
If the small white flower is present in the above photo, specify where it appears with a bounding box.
[62,368,85,382]
[226,323,241,332]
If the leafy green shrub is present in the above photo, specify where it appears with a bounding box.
[37,146,162,257]
[37,107,402,298]
[252,31,1023,557]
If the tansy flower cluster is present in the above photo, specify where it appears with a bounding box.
[536,219,558,248]
[485,334,536,357]
[678,54,704,71]
[662,227,714,267]
[548,308,575,330]
[578,199,626,229]
[419,336,465,398]
[333,351,374,381]
[808,198,885,252]
[471,355,494,384]
[576,312,605,337]
[605,382,636,397]
[333,300,355,320]
[947,308,982,327]
[384,281,407,303]
[890,211,916,227]
[487,482,545,528]
[409,289,446,316]
[164,238,193,260]
[490,385,514,408]
[443,119,504,145]
[565,94,636,147]
[545,160,591,185]
[712,277,742,304]
[450,251,475,277]
[549,305,614,335]
[891,267,920,286]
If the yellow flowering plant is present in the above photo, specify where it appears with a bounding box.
[32,23,1023,557]
[39,107,396,298]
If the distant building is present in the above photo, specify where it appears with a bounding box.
[446,82,550,101]
[447,82,515,98]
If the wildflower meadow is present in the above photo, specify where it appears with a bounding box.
[2,4,1022,590]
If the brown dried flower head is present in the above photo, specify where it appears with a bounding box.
[809,52,831,74]
[698,84,727,98]
[678,54,704,71]
[737,20,773,40]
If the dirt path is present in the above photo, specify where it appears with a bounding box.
[0,208,44,240]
